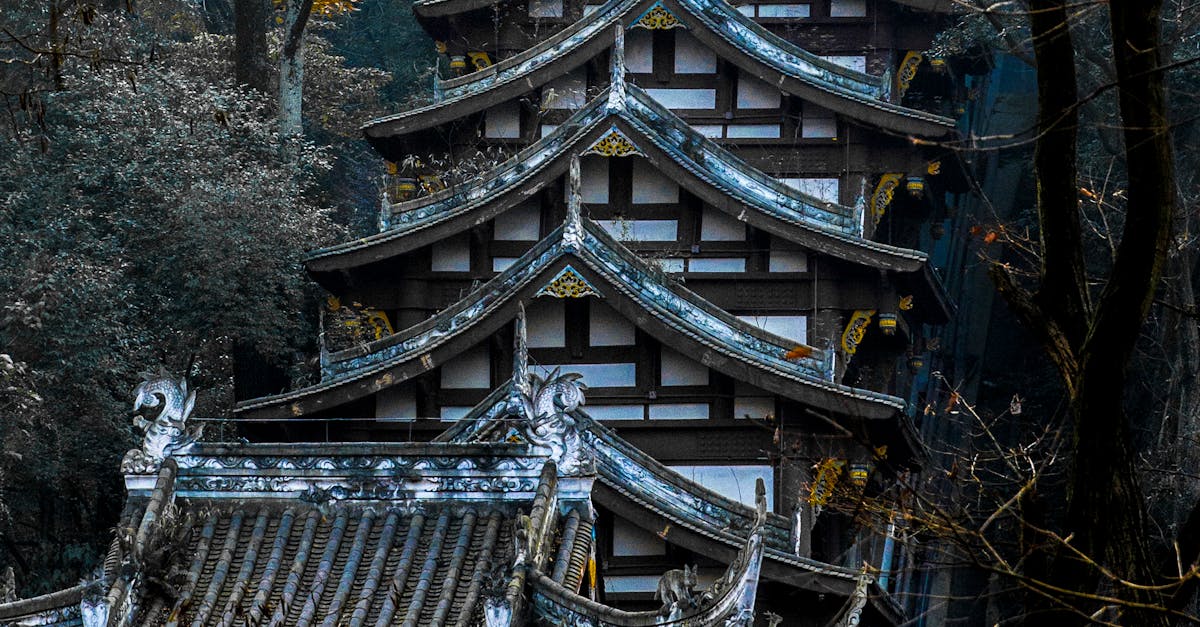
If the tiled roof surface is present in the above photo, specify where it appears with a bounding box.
[136,502,516,627]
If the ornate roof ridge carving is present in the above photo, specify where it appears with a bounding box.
[439,388,893,588]
[240,215,907,417]
[363,0,954,141]
[315,84,928,272]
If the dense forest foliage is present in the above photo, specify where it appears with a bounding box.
[1,0,1198,621]
[0,0,431,593]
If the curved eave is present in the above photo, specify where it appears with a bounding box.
[363,0,954,146]
[239,223,904,419]
[664,0,954,138]
[313,88,927,275]
[361,0,638,146]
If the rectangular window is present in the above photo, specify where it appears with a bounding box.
[528,0,563,17]
[586,404,645,420]
[829,0,866,16]
[596,220,679,241]
[533,362,637,387]
[688,258,746,272]
[673,30,716,74]
[440,344,491,389]
[661,347,709,386]
[526,298,566,348]
[691,124,724,138]
[590,302,636,346]
[430,233,471,272]
[700,207,745,241]
[737,314,808,343]
[543,69,585,109]
[736,73,781,109]
[726,124,781,138]
[668,465,775,510]
[484,101,521,139]
[649,403,710,419]
[645,88,717,110]
[631,166,680,204]
[625,28,654,73]
[540,124,558,137]
[758,3,811,17]
[493,203,541,241]
[737,4,756,15]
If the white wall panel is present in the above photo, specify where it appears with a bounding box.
[625,28,654,73]
[688,258,746,272]
[661,347,709,385]
[674,30,716,73]
[700,207,745,241]
[668,465,775,509]
[533,362,636,387]
[484,101,521,139]
[737,74,781,109]
[646,88,717,109]
[649,403,710,420]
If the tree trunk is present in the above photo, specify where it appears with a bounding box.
[234,0,271,93]
[279,0,314,146]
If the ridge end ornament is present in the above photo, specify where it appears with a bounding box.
[608,25,627,112]
[121,368,203,474]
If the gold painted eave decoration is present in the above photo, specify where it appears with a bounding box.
[896,51,924,98]
[841,309,876,355]
[870,173,903,225]
[537,265,602,298]
[631,2,685,29]
[583,126,644,157]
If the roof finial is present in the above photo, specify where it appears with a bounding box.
[513,302,530,396]
[607,25,626,112]
[564,155,584,250]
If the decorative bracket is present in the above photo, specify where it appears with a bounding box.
[537,266,601,299]
[632,1,685,29]
[583,126,643,157]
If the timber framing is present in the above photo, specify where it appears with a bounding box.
[313,83,929,275]
[237,217,906,420]
[363,0,955,146]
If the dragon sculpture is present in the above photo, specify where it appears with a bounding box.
[519,369,591,476]
[120,369,201,474]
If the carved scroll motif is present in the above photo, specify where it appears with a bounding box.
[632,2,685,29]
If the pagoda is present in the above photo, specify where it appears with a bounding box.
[0,0,973,623]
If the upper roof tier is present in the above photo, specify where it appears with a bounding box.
[237,187,906,420]
[362,0,956,150]
[312,81,929,275]
[413,0,960,19]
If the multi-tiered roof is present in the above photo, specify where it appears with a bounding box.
[0,0,967,623]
